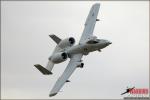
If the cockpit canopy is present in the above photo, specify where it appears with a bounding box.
[86,39,100,44]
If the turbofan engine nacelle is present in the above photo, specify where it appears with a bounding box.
[58,37,75,48]
[50,52,68,63]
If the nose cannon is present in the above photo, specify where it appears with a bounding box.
[107,41,112,45]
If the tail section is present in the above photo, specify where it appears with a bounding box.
[34,61,54,75]
[34,34,60,75]
[49,34,61,44]
[46,60,54,73]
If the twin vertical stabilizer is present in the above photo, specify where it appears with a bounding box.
[34,34,61,75]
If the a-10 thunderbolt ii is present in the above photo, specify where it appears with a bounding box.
[34,3,112,97]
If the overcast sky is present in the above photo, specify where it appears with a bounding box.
[1,1,149,99]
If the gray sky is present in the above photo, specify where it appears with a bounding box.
[1,1,149,99]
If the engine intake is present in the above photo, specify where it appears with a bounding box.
[58,37,75,48]
[61,52,67,59]
[69,37,75,44]
[50,52,68,63]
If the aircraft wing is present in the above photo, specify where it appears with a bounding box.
[49,54,83,97]
[79,3,100,44]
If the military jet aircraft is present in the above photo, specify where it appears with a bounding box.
[34,3,112,97]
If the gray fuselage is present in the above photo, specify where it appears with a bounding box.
[65,39,111,57]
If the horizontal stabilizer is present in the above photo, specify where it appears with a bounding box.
[34,64,53,75]
[49,34,61,44]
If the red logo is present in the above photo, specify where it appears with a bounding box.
[129,88,149,95]
[121,87,149,99]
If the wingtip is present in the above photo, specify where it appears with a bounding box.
[49,93,57,97]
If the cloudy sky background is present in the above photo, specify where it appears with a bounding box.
[1,1,149,99]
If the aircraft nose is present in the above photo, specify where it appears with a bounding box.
[108,41,112,44]
[107,41,112,45]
